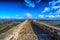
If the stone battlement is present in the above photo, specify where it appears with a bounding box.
[32,20,60,40]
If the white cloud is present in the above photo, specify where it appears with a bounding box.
[0,16,11,19]
[38,14,55,19]
[25,13,32,19]
[52,6,60,9]
[42,7,50,13]
[6,16,11,19]
[45,15,55,18]
[49,0,60,9]
[0,16,24,19]
[16,14,19,17]
[38,14,44,19]
[0,16,4,18]
[45,15,60,19]
[37,14,60,19]
[55,9,60,14]
[55,15,60,18]
[17,17,25,19]
[10,16,24,19]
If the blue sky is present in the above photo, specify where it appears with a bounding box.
[0,0,60,19]
[0,2,48,17]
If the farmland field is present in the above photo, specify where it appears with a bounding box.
[0,20,59,40]
[39,20,60,28]
[0,19,24,40]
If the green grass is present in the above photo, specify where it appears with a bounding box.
[0,26,7,31]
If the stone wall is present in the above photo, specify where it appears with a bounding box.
[10,20,29,40]
[10,20,38,40]
[32,20,60,40]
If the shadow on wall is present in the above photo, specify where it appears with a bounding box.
[30,22,53,40]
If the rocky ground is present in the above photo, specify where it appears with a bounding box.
[17,22,38,40]
[0,24,20,40]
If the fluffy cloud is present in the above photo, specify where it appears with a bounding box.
[55,15,60,18]
[42,7,50,13]
[55,9,60,14]
[52,6,60,10]
[38,15,44,18]
[25,13,32,19]
[48,0,60,14]
[38,15,54,19]
[0,16,11,19]
[37,14,56,19]
[45,15,60,19]
[16,14,19,17]
[0,16,24,19]
[45,15,55,18]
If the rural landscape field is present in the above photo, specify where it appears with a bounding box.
[0,19,60,40]
[0,19,23,40]
[39,20,60,28]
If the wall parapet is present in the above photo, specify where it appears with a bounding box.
[32,20,60,40]
[9,20,29,40]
